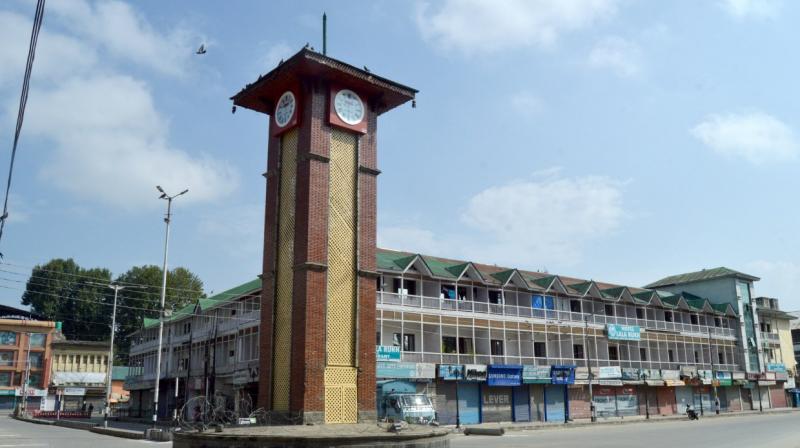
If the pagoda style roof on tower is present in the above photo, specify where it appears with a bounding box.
[645,267,759,289]
[232,47,417,115]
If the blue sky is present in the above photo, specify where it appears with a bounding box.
[0,0,799,310]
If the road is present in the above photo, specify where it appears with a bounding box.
[0,416,161,447]
[452,413,800,448]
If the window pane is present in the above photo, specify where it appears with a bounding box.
[0,332,16,346]
[0,351,12,367]
[29,333,45,348]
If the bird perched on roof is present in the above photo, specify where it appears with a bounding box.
[196,44,207,55]
[363,66,370,72]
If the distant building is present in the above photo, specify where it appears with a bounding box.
[0,305,56,412]
[48,339,110,411]
[110,366,130,406]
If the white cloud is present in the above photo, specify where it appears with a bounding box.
[691,111,798,164]
[745,260,800,310]
[720,0,781,20]
[24,76,237,209]
[416,0,619,54]
[0,11,97,87]
[379,170,626,267]
[198,204,263,257]
[510,91,545,115]
[587,36,642,78]
[260,42,293,71]
[46,0,196,77]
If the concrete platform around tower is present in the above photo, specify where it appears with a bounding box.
[172,423,451,448]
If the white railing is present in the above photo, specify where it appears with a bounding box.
[760,332,780,343]
[377,292,737,338]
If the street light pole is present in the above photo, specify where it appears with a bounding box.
[104,284,124,428]
[19,332,32,416]
[152,186,188,428]
[707,328,719,415]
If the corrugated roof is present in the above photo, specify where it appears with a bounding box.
[645,267,759,288]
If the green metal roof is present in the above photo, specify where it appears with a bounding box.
[645,267,759,288]
[377,249,416,271]
[111,366,130,381]
[420,256,462,279]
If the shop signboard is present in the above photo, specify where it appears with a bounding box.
[644,369,663,380]
[598,366,622,379]
[377,362,417,379]
[766,363,786,373]
[416,363,436,379]
[575,367,589,380]
[664,380,685,386]
[621,368,640,380]
[464,364,487,382]
[661,370,680,380]
[746,373,761,381]
[523,365,551,384]
[785,378,796,389]
[775,372,788,381]
[732,371,746,380]
[551,365,576,385]
[376,345,401,362]
[15,388,46,397]
[715,371,732,386]
[764,372,776,380]
[438,364,464,381]
[0,389,14,396]
[758,380,776,386]
[698,370,713,385]
[680,366,698,378]
[487,364,522,387]
[597,379,624,386]
[606,324,641,341]
[63,387,86,396]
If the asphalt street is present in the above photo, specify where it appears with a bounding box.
[0,416,162,447]
[452,413,800,448]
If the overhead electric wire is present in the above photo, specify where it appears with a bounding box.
[0,0,46,253]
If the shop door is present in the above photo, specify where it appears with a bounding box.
[544,385,566,422]
[769,386,786,408]
[675,386,693,414]
[741,387,754,410]
[693,389,712,414]
[0,396,14,410]
[481,386,511,423]
[512,385,531,422]
[759,386,771,409]
[458,383,481,425]
[616,387,638,417]
[436,382,458,425]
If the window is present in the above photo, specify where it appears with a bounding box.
[570,300,582,313]
[690,315,698,325]
[668,349,675,362]
[0,332,16,346]
[392,333,401,347]
[27,372,42,387]
[457,286,468,300]
[488,290,502,304]
[664,311,673,322]
[490,339,504,356]
[442,336,457,354]
[458,337,473,354]
[573,344,584,360]
[604,304,614,316]
[639,348,648,361]
[0,351,12,367]
[441,285,456,300]
[718,352,725,364]
[694,351,700,363]
[376,332,381,345]
[636,308,644,319]
[0,372,10,386]
[403,334,416,352]
[760,322,766,332]
[393,278,417,296]
[29,334,45,348]
[714,317,722,328]
[534,342,546,358]
[608,345,619,361]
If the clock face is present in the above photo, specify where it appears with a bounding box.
[274,91,296,128]
[334,89,365,125]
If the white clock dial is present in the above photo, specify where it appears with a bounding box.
[274,91,296,128]
[334,89,364,125]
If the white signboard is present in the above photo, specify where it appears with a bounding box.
[15,388,47,397]
[597,366,622,379]
[63,387,86,396]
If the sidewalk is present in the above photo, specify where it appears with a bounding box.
[455,407,800,433]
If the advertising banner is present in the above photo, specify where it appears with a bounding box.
[698,369,713,385]
[661,370,680,381]
[715,371,732,386]
[487,365,522,387]
[575,367,589,380]
[598,366,622,379]
[766,363,786,373]
[377,362,417,379]
[644,369,663,380]
[523,365,551,384]
[551,365,576,385]
[622,368,643,383]
[732,371,746,380]
[15,388,46,397]
[464,364,487,382]
[606,324,641,341]
[438,364,464,381]
[680,366,698,378]
[597,379,624,386]
[376,345,401,362]
[63,387,86,396]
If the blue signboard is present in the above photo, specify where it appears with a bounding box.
[377,362,417,379]
[376,345,401,362]
[438,364,464,380]
[487,364,522,386]
[532,295,555,310]
[606,324,641,341]
[766,363,786,373]
[551,365,576,385]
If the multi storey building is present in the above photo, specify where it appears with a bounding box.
[0,305,56,411]
[47,339,111,411]
[126,253,793,423]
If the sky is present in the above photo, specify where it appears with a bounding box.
[0,0,799,311]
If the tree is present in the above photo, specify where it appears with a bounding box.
[113,265,205,362]
[21,259,112,341]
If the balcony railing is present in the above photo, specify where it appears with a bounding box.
[760,332,780,344]
[378,292,737,338]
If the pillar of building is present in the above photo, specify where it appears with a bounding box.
[232,48,416,423]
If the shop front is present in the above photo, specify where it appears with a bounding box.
[482,364,523,423]
[545,365,574,423]
[523,365,551,422]
[432,364,480,425]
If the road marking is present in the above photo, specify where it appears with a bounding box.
[0,445,48,447]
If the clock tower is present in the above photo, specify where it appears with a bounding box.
[232,48,416,423]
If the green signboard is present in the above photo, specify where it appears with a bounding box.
[606,324,641,341]
[522,365,551,384]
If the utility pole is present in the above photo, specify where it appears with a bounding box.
[152,186,188,428]
[707,328,719,415]
[19,332,32,416]
[584,317,595,422]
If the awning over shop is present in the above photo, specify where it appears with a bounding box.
[51,372,106,386]
[665,380,685,387]
[645,380,666,386]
